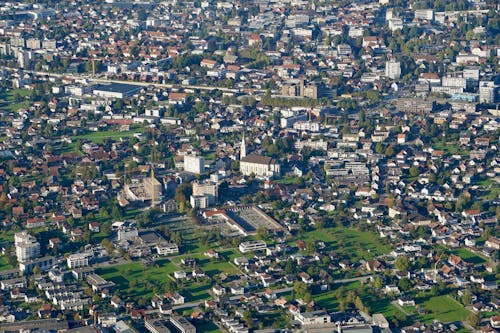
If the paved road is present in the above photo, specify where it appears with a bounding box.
[333,275,376,284]
[391,300,411,316]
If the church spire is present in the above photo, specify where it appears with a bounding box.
[240,133,247,159]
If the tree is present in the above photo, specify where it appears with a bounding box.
[398,278,412,291]
[467,313,480,328]
[243,310,254,328]
[409,166,420,177]
[460,289,472,306]
[373,276,382,290]
[395,256,410,272]
[256,227,268,241]
[385,145,395,157]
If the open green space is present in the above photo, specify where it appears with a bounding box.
[0,229,15,246]
[432,141,464,156]
[450,248,487,265]
[416,295,470,323]
[74,130,139,143]
[96,257,221,302]
[97,260,178,299]
[295,227,392,261]
[196,321,221,333]
[0,89,32,112]
[274,176,306,186]
[0,256,13,272]
[171,253,240,277]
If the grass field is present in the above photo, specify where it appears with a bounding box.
[196,321,221,333]
[96,255,230,302]
[314,281,361,311]
[171,253,241,277]
[274,176,306,186]
[296,227,392,261]
[450,248,487,265]
[74,130,139,143]
[432,141,463,156]
[0,89,32,112]
[97,260,178,299]
[0,256,13,272]
[417,295,470,323]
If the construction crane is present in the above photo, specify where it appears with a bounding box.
[150,130,157,209]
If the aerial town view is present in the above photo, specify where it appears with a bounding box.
[0,0,498,332]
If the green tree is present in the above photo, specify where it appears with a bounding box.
[409,166,420,177]
[395,256,410,272]
[467,313,480,328]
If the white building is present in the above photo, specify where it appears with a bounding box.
[239,240,267,253]
[192,181,217,205]
[184,155,205,174]
[190,195,210,209]
[15,232,40,262]
[67,252,92,269]
[293,121,320,132]
[388,18,403,31]
[442,76,467,89]
[293,310,331,326]
[385,60,401,80]
[415,9,434,21]
[479,81,497,104]
[156,243,179,255]
[240,154,280,178]
[17,49,30,68]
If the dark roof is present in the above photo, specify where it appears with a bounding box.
[241,154,275,165]
[93,83,142,94]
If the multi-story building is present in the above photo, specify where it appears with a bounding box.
[385,60,401,79]
[15,232,40,262]
[479,81,497,104]
[170,315,196,333]
[239,240,267,253]
[414,9,434,21]
[442,76,467,89]
[156,243,179,256]
[26,38,41,50]
[190,195,210,209]
[192,181,217,201]
[191,181,217,208]
[184,155,205,174]
[67,252,92,269]
[17,50,30,68]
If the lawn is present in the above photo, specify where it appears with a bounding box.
[450,248,487,265]
[96,257,222,302]
[74,130,139,143]
[274,176,306,186]
[97,259,178,299]
[314,282,408,321]
[295,227,392,261]
[0,89,32,112]
[171,253,240,277]
[432,141,464,156]
[0,256,13,272]
[196,321,221,333]
[417,295,470,323]
[0,228,15,246]
[314,281,358,312]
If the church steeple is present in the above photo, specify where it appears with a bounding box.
[240,133,247,159]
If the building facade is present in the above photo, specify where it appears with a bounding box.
[240,154,280,178]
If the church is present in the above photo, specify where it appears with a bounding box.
[239,134,280,178]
